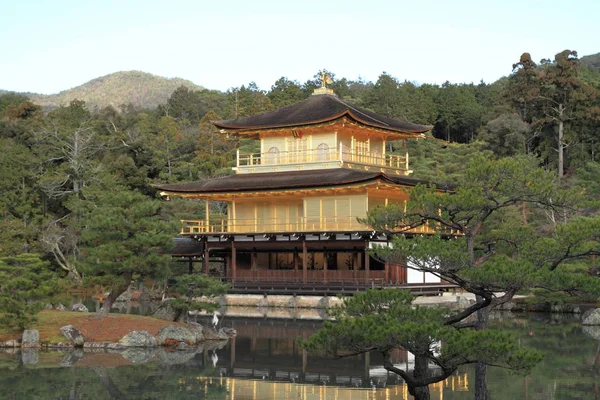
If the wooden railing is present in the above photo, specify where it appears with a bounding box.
[180,216,437,235]
[237,145,408,171]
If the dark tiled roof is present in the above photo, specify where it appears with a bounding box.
[154,169,452,194]
[172,238,204,256]
[213,94,430,134]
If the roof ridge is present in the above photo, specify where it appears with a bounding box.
[333,97,391,127]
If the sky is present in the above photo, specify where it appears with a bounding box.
[1,0,598,94]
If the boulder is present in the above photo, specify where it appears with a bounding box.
[55,304,67,311]
[153,300,179,322]
[21,330,40,348]
[118,331,157,347]
[121,348,156,363]
[187,322,204,342]
[156,326,196,346]
[83,342,124,350]
[202,327,229,341]
[60,325,85,347]
[44,303,54,310]
[220,327,237,338]
[60,349,84,367]
[155,347,196,365]
[582,325,600,341]
[71,303,88,312]
[21,349,38,365]
[176,342,190,351]
[0,339,21,348]
[582,308,600,325]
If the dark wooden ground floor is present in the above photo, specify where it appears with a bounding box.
[173,235,457,296]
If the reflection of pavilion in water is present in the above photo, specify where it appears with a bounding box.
[207,317,469,398]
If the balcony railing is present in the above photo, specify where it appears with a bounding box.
[236,145,408,171]
[180,216,437,235]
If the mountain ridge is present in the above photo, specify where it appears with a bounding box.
[5,71,204,110]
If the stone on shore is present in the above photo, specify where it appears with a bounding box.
[71,303,89,312]
[582,308,600,325]
[21,349,38,365]
[121,348,156,363]
[55,304,67,311]
[187,322,204,342]
[60,325,85,347]
[202,326,229,341]
[21,330,40,348]
[118,331,157,347]
[156,325,196,346]
[153,300,180,322]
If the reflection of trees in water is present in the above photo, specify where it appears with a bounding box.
[1,313,600,398]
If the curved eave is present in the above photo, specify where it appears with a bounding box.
[152,171,452,197]
[213,111,430,137]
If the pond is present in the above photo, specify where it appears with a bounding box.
[1,311,598,399]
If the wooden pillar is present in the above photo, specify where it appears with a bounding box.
[231,240,237,283]
[364,244,370,282]
[202,246,209,275]
[353,252,358,283]
[323,250,328,284]
[205,199,210,231]
[302,240,308,284]
[251,250,257,280]
[384,263,389,285]
[230,336,236,368]
[293,251,299,282]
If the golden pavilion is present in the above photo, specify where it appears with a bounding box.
[155,77,451,293]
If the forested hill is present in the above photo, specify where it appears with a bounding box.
[24,71,204,110]
[581,52,600,73]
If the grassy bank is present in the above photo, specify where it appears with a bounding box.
[0,310,182,343]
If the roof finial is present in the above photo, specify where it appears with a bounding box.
[312,71,336,96]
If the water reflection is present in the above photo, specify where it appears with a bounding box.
[0,311,599,399]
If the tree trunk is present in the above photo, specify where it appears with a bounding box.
[407,355,431,400]
[475,363,489,400]
[474,303,491,400]
[98,273,132,316]
[558,104,564,178]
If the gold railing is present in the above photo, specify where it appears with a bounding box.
[236,146,408,171]
[180,216,437,235]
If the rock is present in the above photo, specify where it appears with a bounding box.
[202,327,229,341]
[155,347,196,365]
[83,342,125,350]
[203,340,228,352]
[60,349,84,366]
[21,349,38,365]
[187,322,204,342]
[582,308,600,325]
[21,330,40,348]
[153,300,179,322]
[256,296,269,308]
[55,304,67,311]
[0,339,21,348]
[71,303,89,312]
[582,325,600,341]
[176,342,189,351]
[121,348,156,363]
[156,326,196,346]
[118,331,157,347]
[44,303,54,310]
[220,327,237,338]
[317,296,330,309]
[456,296,474,309]
[60,325,85,347]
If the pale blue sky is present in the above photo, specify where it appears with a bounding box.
[1,0,598,94]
